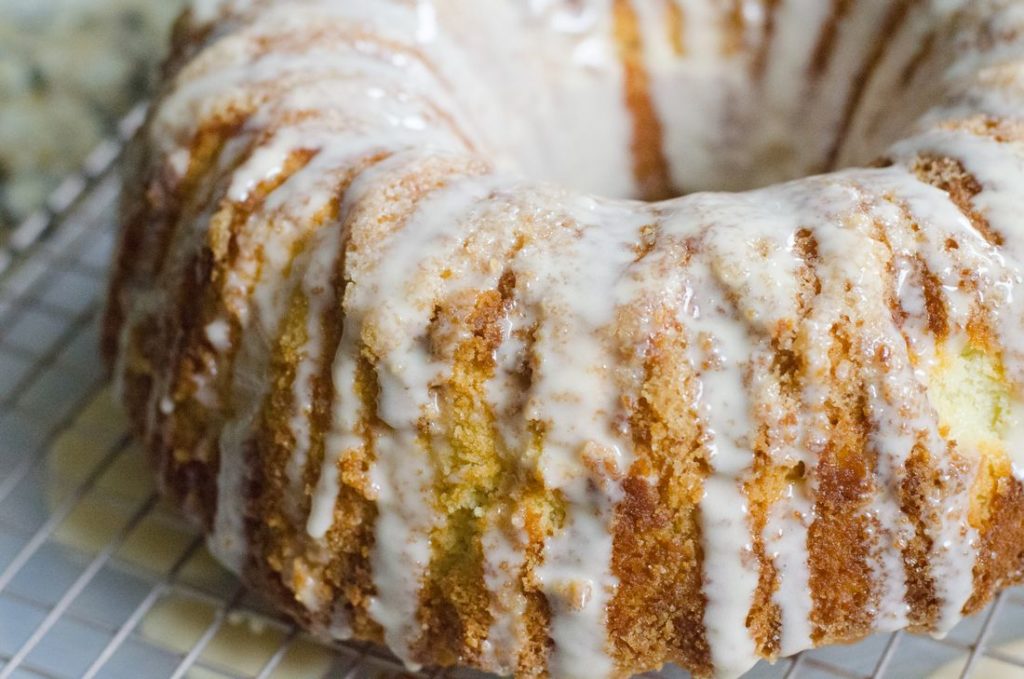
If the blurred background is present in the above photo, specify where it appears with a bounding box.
[0,0,182,239]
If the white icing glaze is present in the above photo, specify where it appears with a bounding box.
[520,198,647,679]
[679,229,762,676]
[479,511,527,674]
[333,170,506,665]
[204,319,232,352]
[113,0,1024,677]
[765,487,815,656]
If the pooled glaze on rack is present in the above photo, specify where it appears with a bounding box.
[105,0,1024,677]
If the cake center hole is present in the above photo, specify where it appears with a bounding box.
[475,0,943,202]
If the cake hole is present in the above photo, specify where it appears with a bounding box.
[472,0,948,201]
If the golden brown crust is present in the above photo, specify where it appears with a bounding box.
[664,0,686,58]
[612,0,676,202]
[744,462,787,658]
[325,352,385,640]
[807,326,877,644]
[245,152,395,639]
[415,289,510,665]
[720,0,747,56]
[965,471,1024,614]
[900,445,943,630]
[909,153,1003,247]
[609,313,711,677]
[809,0,854,79]
[899,28,937,87]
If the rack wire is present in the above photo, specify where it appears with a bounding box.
[1,105,1024,679]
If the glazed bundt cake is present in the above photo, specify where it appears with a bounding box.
[105,0,1024,676]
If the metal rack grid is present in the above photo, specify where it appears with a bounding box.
[1,107,1024,679]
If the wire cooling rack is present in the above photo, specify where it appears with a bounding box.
[2,106,1024,679]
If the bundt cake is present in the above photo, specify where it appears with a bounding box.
[104,0,1024,676]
